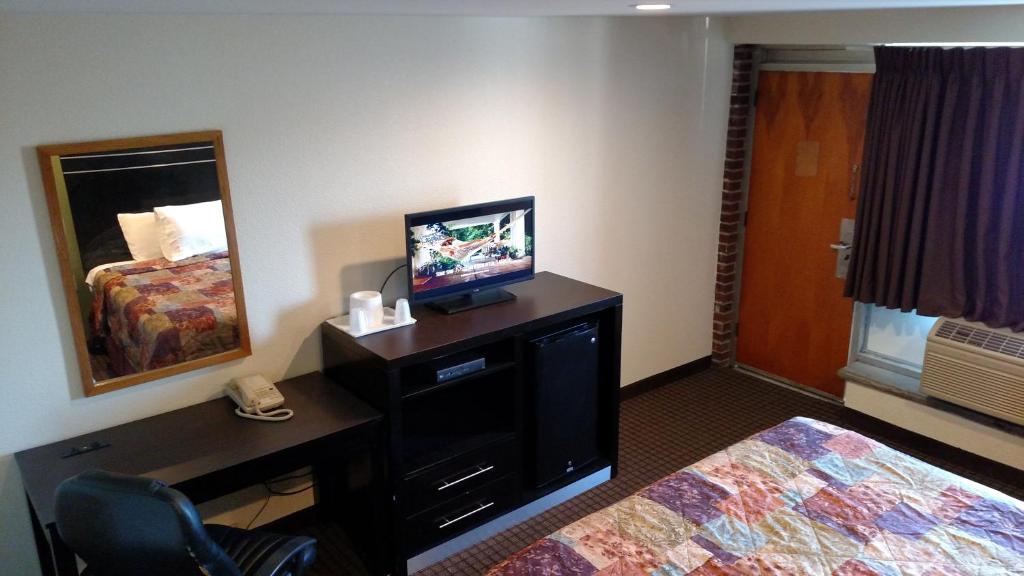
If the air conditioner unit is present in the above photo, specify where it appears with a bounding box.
[920,317,1024,426]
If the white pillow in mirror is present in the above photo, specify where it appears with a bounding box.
[154,200,228,262]
[117,211,163,261]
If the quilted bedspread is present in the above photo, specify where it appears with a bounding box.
[90,251,239,375]
[488,417,1023,575]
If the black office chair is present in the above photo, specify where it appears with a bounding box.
[55,470,317,576]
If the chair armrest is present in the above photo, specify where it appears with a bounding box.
[206,524,317,576]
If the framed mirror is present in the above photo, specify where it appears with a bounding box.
[38,131,250,396]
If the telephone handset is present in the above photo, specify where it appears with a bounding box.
[226,375,293,422]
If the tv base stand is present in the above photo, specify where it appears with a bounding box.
[427,287,516,314]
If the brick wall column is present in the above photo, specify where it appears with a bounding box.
[712,45,755,365]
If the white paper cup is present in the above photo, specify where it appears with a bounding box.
[394,298,411,324]
[350,291,384,326]
[350,308,368,334]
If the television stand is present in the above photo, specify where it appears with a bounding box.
[427,287,516,314]
[321,272,622,575]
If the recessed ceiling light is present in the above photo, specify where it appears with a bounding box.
[633,3,672,10]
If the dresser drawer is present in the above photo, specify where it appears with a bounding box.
[404,475,517,555]
[403,438,516,514]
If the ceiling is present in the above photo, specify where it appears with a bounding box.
[2,0,1023,16]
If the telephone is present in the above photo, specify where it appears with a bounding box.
[226,375,293,422]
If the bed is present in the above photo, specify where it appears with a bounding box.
[488,417,1023,575]
[89,250,239,376]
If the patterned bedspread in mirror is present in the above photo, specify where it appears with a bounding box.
[488,417,1023,575]
[90,250,239,376]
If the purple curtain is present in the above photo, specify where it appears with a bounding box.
[845,46,1024,330]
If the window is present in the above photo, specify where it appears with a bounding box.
[850,303,938,377]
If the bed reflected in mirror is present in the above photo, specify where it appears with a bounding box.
[38,131,250,396]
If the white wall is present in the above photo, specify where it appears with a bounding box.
[0,13,730,574]
[846,382,1024,470]
[725,5,1024,44]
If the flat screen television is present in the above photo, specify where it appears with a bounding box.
[405,197,534,313]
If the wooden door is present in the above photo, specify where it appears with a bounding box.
[736,71,873,397]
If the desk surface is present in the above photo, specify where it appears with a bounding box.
[15,372,380,528]
[324,271,623,367]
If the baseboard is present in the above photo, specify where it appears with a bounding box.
[620,356,712,401]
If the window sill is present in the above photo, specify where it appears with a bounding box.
[840,361,1024,439]
[839,361,924,401]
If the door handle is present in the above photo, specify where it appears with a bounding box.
[834,218,855,279]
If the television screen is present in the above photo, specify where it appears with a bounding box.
[406,197,534,303]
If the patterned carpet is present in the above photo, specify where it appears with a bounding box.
[287,366,1024,575]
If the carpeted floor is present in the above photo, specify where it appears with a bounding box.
[290,366,1024,575]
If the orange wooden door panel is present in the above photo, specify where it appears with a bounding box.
[736,71,873,397]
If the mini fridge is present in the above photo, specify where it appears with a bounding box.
[529,322,600,488]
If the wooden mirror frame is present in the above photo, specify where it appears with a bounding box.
[37,130,251,396]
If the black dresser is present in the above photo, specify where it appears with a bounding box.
[322,272,622,575]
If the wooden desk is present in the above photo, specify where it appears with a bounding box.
[15,372,382,576]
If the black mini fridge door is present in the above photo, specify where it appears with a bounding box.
[529,322,600,489]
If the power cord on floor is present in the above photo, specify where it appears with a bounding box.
[246,495,272,530]
[265,483,317,496]
[245,473,317,529]
[265,471,315,483]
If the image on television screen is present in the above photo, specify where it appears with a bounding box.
[409,207,533,295]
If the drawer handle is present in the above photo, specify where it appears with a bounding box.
[437,465,494,491]
[438,501,494,529]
